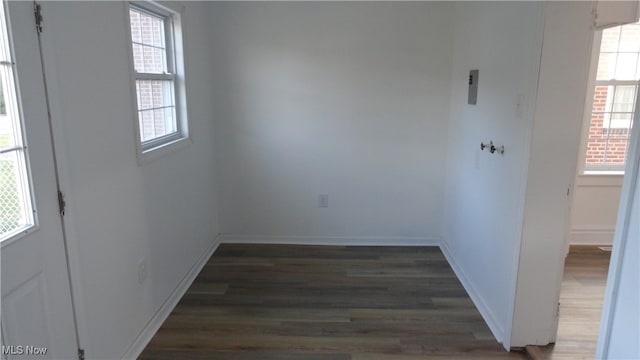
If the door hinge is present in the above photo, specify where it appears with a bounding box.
[34,3,43,33]
[78,348,85,360]
[57,190,66,216]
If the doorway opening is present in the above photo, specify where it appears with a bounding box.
[534,20,639,359]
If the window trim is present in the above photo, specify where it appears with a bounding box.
[0,0,37,244]
[579,28,636,174]
[126,1,190,165]
[595,80,637,129]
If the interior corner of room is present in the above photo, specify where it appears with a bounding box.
[0,1,638,360]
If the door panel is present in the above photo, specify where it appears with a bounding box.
[1,2,77,359]
[3,275,52,352]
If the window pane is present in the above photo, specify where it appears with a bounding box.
[0,150,29,236]
[136,80,149,110]
[0,68,15,149]
[609,112,633,129]
[135,80,174,111]
[165,107,176,134]
[619,24,640,52]
[129,9,142,43]
[129,7,167,74]
[138,108,176,142]
[585,134,630,167]
[0,2,33,241]
[154,107,175,134]
[136,79,176,142]
[585,84,635,169]
[132,43,143,72]
[0,83,5,115]
[586,22,639,171]
[139,109,154,142]
[601,27,621,53]
[139,11,164,48]
[152,80,164,108]
[611,86,636,113]
[129,8,165,47]
[132,44,166,74]
[604,137,630,165]
[129,4,184,152]
[596,52,617,80]
[614,53,639,80]
[0,112,13,149]
[147,46,166,73]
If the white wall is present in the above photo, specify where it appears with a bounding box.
[38,2,219,358]
[209,2,453,242]
[442,2,545,347]
[20,2,628,357]
[569,175,622,245]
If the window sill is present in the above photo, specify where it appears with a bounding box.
[582,171,624,176]
[137,136,192,165]
[577,172,624,187]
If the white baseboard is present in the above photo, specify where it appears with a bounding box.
[121,238,220,360]
[218,234,440,246]
[439,239,505,345]
[569,228,615,245]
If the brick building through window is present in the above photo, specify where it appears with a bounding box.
[584,22,639,172]
[128,2,188,160]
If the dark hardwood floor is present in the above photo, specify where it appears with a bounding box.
[140,244,526,359]
[527,245,611,360]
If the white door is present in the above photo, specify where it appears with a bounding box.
[1,2,78,359]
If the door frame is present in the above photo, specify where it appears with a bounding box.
[595,81,640,358]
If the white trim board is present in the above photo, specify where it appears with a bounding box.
[569,228,615,245]
[120,238,220,360]
[438,239,505,346]
[218,234,440,246]
[595,79,640,358]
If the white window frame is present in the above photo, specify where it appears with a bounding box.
[579,29,637,174]
[599,80,638,129]
[126,1,190,164]
[0,0,36,243]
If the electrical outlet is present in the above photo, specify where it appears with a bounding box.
[318,194,329,208]
[138,260,147,285]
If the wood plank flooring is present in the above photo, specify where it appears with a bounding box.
[140,244,525,359]
[528,245,611,360]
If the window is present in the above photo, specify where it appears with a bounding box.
[584,22,639,172]
[0,1,35,241]
[128,2,188,158]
